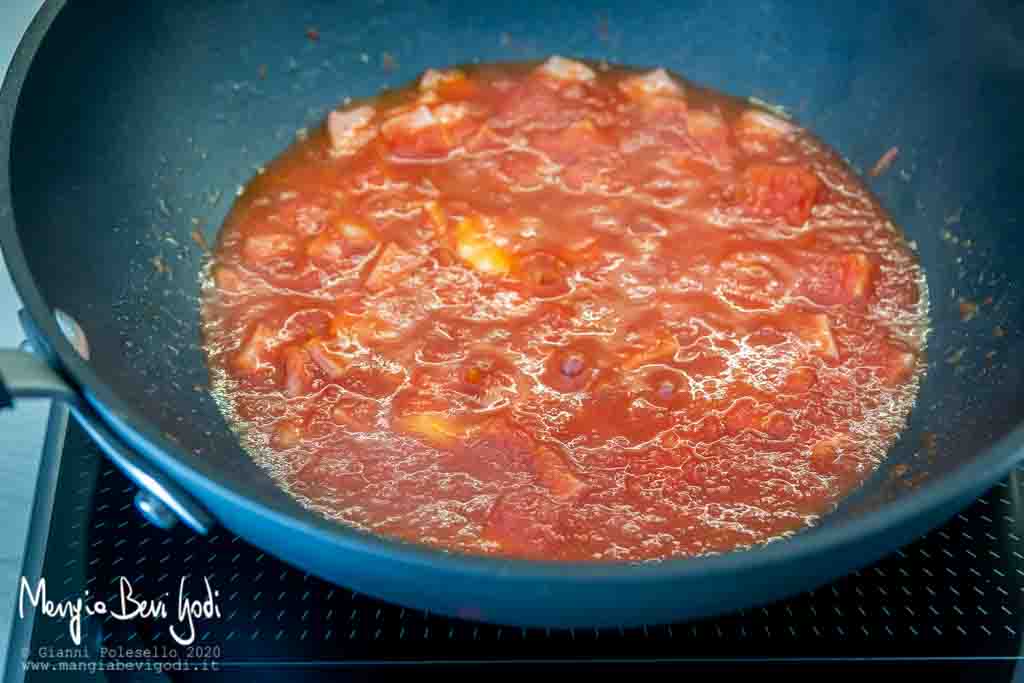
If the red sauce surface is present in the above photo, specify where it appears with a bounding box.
[201,59,928,561]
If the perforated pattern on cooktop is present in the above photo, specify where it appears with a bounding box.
[27,424,1024,677]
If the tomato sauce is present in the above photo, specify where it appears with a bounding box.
[201,58,928,561]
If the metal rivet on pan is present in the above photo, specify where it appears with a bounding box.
[54,308,91,360]
[134,489,179,530]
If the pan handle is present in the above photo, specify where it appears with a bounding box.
[0,346,214,535]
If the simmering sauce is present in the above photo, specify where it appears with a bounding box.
[201,58,928,561]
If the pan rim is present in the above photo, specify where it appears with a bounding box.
[2,0,1024,588]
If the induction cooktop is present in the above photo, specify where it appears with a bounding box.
[7,408,1024,681]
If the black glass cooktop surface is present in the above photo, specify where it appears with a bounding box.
[12,419,1024,680]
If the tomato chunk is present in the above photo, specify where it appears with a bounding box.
[273,420,303,448]
[686,109,734,169]
[783,366,818,394]
[327,105,377,156]
[282,345,313,396]
[736,163,821,225]
[212,265,245,293]
[332,397,379,433]
[483,489,566,557]
[419,68,474,99]
[454,215,512,276]
[535,56,596,84]
[809,434,863,479]
[533,445,586,500]
[734,108,797,156]
[242,233,298,266]
[639,95,689,129]
[618,68,683,100]
[422,201,448,234]
[363,242,422,292]
[464,124,508,154]
[493,83,581,130]
[621,329,678,371]
[306,221,378,267]
[380,106,449,158]
[394,413,467,449]
[877,342,918,387]
[515,251,571,297]
[532,118,614,166]
[789,312,839,360]
[233,323,278,375]
[339,360,406,400]
[305,337,349,378]
[381,103,478,159]
[496,151,550,187]
[724,396,759,436]
[800,253,875,305]
[760,411,794,439]
[330,309,402,347]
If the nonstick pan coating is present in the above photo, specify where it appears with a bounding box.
[2,0,1023,625]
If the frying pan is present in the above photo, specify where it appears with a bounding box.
[1,0,1023,627]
